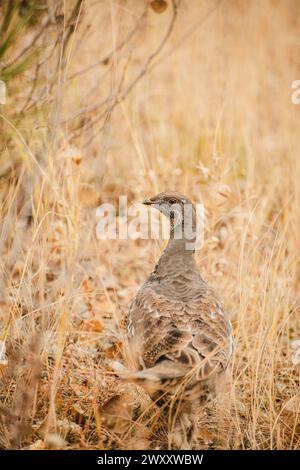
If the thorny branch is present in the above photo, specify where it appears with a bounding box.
[67,3,148,81]
[0,15,51,73]
[0,0,84,115]
[65,0,224,148]
[68,0,179,144]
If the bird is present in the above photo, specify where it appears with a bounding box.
[125,191,233,449]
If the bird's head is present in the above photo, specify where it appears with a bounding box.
[143,191,195,230]
[143,191,200,250]
[143,191,191,214]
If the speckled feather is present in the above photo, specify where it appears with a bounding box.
[126,192,233,392]
[127,267,232,383]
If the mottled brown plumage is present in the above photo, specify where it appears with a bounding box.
[126,191,233,448]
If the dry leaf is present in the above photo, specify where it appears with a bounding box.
[82,279,92,293]
[80,318,103,333]
[196,428,215,443]
[27,440,45,450]
[93,299,112,315]
[284,396,300,414]
[105,341,122,359]
[59,146,82,164]
[72,402,88,417]
[150,0,168,14]
[0,340,8,371]
[57,418,83,441]
[78,185,100,208]
[207,236,220,248]
[290,339,300,366]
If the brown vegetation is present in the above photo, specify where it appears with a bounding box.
[0,0,299,449]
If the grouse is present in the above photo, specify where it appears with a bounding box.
[125,191,233,448]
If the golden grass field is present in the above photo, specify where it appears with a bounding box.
[0,0,299,449]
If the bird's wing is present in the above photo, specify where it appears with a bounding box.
[126,285,233,382]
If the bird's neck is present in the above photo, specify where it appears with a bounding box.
[153,236,197,277]
[150,208,200,278]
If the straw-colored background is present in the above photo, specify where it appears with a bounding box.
[0,0,299,449]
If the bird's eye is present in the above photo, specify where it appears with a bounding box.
[168,198,177,204]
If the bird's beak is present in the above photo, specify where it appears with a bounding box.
[143,198,153,206]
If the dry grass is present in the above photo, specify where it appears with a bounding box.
[0,0,300,450]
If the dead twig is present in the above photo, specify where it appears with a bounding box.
[68,0,178,143]
[67,4,148,81]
